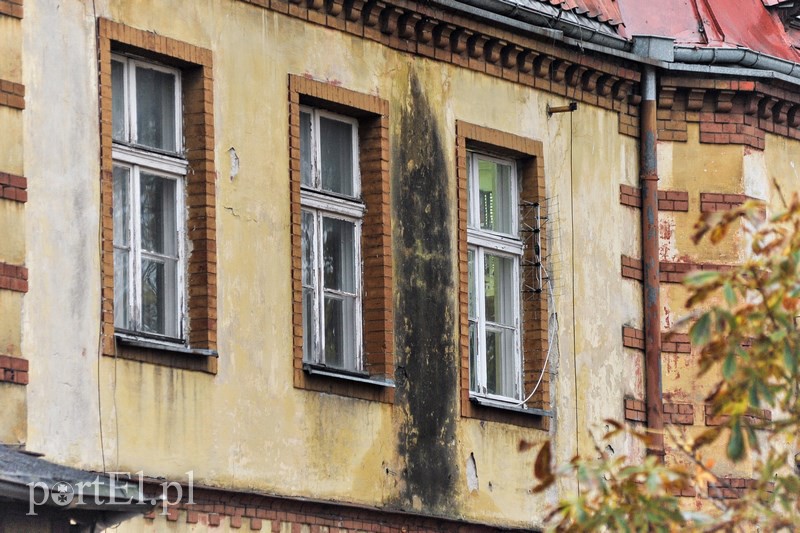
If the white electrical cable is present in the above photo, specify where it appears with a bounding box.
[516,261,558,406]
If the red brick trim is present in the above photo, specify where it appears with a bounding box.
[699,192,757,213]
[0,171,26,203]
[139,481,520,531]
[619,185,689,212]
[705,404,772,427]
[456,121,549,428]
[661,332,691,354]
[0,0,22,18]
[0,262,27,293]
[288,74,394,403]
[237,0,641,138]
[663,402,693,425]
[670,486,697,498]
[708,478,772,500]
[0,79,24,110]
[622,326,645,350]
[621,255,734,284]
[624,397,646,423]
[97,19,217,371]
[0,354,28,385]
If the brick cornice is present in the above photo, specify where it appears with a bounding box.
[0,171,27,203]
[237,0,642,137]
[0,79,24,110]
[0,262,27,293]
[0,355,28,385]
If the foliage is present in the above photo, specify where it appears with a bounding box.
[529,193,800,531]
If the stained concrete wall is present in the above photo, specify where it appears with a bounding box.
[19,0,641,528]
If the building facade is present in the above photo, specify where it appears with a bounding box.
[1,0,800,530]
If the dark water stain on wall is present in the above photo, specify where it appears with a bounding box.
[393,72,458,512]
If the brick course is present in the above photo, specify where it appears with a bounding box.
[0,79,24,109]
[0,262,27,293]
[699,192,755,213]
[705,403,772,427]
[621,255,733,284]
[0,354,28,385]
[0,0,22,18]
[625,399,694,425]
[0,171,26,203]
[619,185,689,212]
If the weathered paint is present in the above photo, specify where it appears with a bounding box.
[13,0,644,528]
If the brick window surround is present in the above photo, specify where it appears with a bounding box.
[456,121,549,428]
[289,74,393,403]
[98,19,217,373]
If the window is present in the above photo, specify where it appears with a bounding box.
[111,55,186,341]
[98,19,216,373]
[467,153,522,401]
[300,107,364,371]
[289,75,393,402]
[456,121,549,426]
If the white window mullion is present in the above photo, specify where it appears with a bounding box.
[131,165,142,332]
[475,248,488,394]
[315,211,325,365]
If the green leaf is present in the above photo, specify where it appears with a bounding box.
[728,419,745,461]
[722,352,737,380]
[783,340,797,375]
[723,282,736,306]
[684,271,721,288]
[690,313,712,347]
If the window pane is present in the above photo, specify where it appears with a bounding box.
[112,60,126,142]
[301,211,315,287]
[469,321,478,392]
[468,249,476,319]
[113,249,129,329]
[486,327,516,398]
[140,173,177,256]
[141,258,178,337]
[303,287,317,362]
[319,117,354,196]
[324,295,356,369]
[322,217,355,293]
[467,154,473,227]
[300,111,313,187]
[113,166,130,247]
[135,65,177,152]
[484,254,515,326]
[478,159,513,234]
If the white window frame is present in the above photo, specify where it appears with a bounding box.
[467,151,523,402]
[112,54,187,343]
[300,106,364,372]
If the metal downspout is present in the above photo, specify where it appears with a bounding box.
[640,66,665,458]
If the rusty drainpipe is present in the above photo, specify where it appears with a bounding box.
[640,65,665,458]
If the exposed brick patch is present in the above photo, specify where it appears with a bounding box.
[0,262,27,293]
[0,79,24,110]
[707,478,773,500]
[0,0,22,18]
[97,19,217,367]
[237,0,642,138]
[0,171,27,203]
[699,192,757,213]
[622,326,645,350]
[289,75,394,404]
[456,121,549,428]
[138,482,525,531]
[661,332,691,354]
[663,402,694,425]
[660,260,733,284]
[670,486,697,498]
[0,355,28,385]
[705,404,772,427]
[620,185,689,212]
[624,397,647,423]
[621,254,643,280]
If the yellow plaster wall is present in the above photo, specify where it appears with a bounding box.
[20,0,640,527]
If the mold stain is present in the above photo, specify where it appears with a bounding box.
[392,72,458,513]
